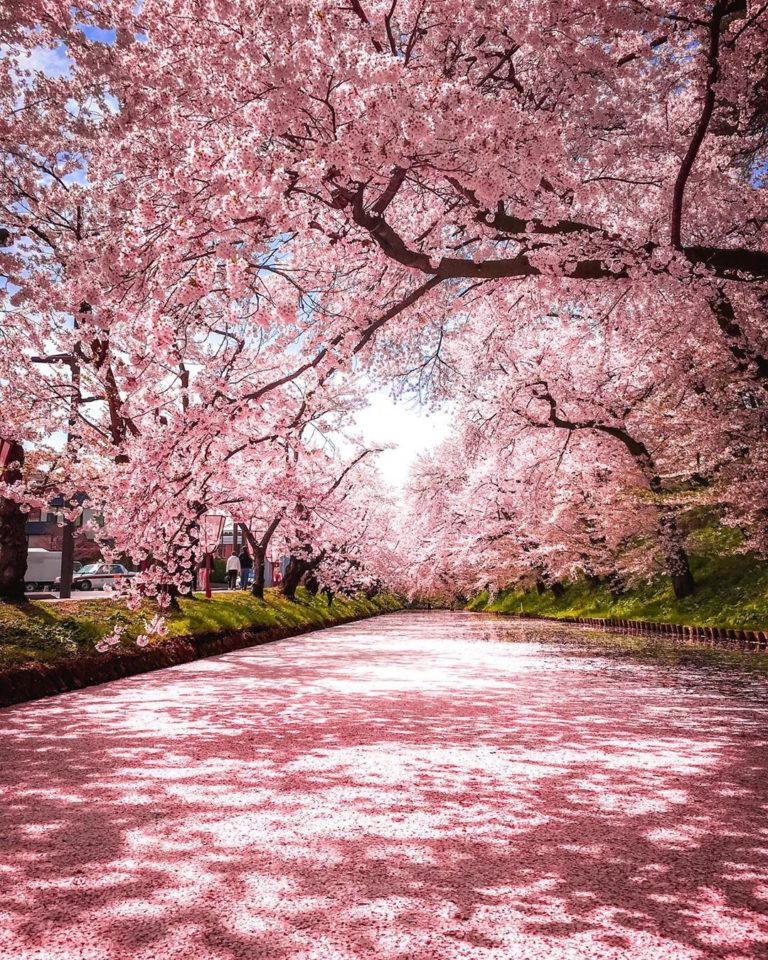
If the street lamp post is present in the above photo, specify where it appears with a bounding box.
[200,513,226,598]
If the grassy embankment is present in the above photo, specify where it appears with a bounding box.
[468,528,768,630]
[0,588,402,671]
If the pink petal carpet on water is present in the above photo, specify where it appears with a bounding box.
[1,611,767,959]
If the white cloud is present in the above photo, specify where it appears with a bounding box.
[14,43,73,79]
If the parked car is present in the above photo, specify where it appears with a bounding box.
[54,562,136,592]
[25,549,82,592]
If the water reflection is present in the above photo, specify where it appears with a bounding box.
[471,610,768,703]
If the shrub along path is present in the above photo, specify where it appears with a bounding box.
[1,611,766,959]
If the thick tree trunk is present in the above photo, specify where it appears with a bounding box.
[600,424,696,600]
[239,517,282,600]
[157,515,202,608]
[550,581,565,599]
[58,516,76,599]
[658,511,695,599]
[304,573,319,595]
[281,556,305,600]
[0,453,26,603]
[182,517,201,597]
[645,471,695,599]
[0,508,26,603]
[0,440,27,603]
[161,586,181,611]
[251,546,265,599]
[607,570,626,599]
[622,453,695,599]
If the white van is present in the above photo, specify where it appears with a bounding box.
[25,549,81,592]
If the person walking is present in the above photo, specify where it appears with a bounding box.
[225,552,241,590]
[238,547,253,590]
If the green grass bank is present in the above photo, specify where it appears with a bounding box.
[468,549,768,630]
[0,588,402,672]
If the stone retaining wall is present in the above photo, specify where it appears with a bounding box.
[513,612,768,651]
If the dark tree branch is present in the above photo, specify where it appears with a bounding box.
[670,2,726,249]
[372,166,408,215]
[348,0,385,53]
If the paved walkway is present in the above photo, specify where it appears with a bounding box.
[1,612,767,959]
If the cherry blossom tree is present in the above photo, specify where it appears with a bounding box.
[2,0,766,607]
[399,285,765,600]
[10,1,765,373]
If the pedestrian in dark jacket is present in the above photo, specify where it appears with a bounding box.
[239,548,253,590]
